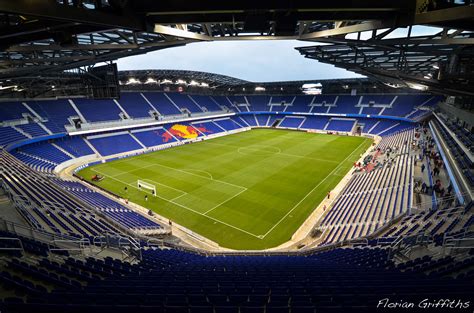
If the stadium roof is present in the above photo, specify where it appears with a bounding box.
[0,1,473,96]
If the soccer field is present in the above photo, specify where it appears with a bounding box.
[78,129,372,250]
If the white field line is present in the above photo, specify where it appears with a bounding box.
[203,188,247,215]
[118,161,247,191]
[91,168,260,239]
[140,178,188,195]
[206,141,339,164]
[261,139,369,238]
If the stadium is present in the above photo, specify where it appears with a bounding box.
[0,1,473,312]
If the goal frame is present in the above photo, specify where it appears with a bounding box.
[137,180,157,196]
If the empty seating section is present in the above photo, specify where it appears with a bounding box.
[26,99,77,133]
[210,96,232,110]
[361,106,383,115]
[325,119,355,132]
[213,118,242,131]
[369,120,398,135]
[355,118,378,133]
[378,122,413,136]
[279,117,305,128]
[18,143,72,164]
[10,150,55,172]
[290,96,312,112]
[16,123,48,137]
[55,180,162,231]
[360,95,394,106]
[166,93,203,113]
[0,101,29,121]
[247,95,270,111]
[132,128,177,147]
[300,116,329,130]
[319,130,415,245]
[267,115,284,126]
[439,115,473,153]
[329,96,360,114]
[270,96,294,111]
[383,204,472,240]
[236,114,258,127]
[0,151,119,237]
[54,137,94,157]
[1,235,472,313]
[141,92,181,115]
[256,115,269,126]
[117,93,154,118]
[73,99,122,122]
[0,127,27,146]
[88,133,142,156]
[382,95,428,117]
[191,121,224,134]
[189,95,222,111]
[433,119,474,186]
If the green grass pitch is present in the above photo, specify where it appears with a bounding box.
[78,129,372,250]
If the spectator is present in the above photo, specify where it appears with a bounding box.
[421,164,426,173]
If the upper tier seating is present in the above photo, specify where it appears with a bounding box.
[141,92,182,115]
[189,95,222,112]
[26,99,77,133]
[117,93,154,118]
[73,99,123,122]
[246,95,270,111]
[16,123,48,137]
[0,101,30,121]
[328,96,360,114]
[290,96,313,112]
[166,93,203,113]
[211,96,233,110]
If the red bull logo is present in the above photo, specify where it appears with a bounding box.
[160,124,212,142]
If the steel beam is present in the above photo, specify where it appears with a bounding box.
[0,0,144,30]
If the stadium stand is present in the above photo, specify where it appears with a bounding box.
[26,99,77,133]
[73,99,123,122]
[117,92,156,118]
[141,92,182,115]
[318,129,415,245]
[87,133,143,156]
[131,127,178,147]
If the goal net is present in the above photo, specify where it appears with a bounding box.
[137,180,156,196]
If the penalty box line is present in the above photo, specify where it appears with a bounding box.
[104,162,249,214]
[90,169,260,239]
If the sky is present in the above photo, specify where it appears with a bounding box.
[117,40,363,82]
[116,26,442,82]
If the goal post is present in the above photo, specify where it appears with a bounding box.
[137,180,157,196]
